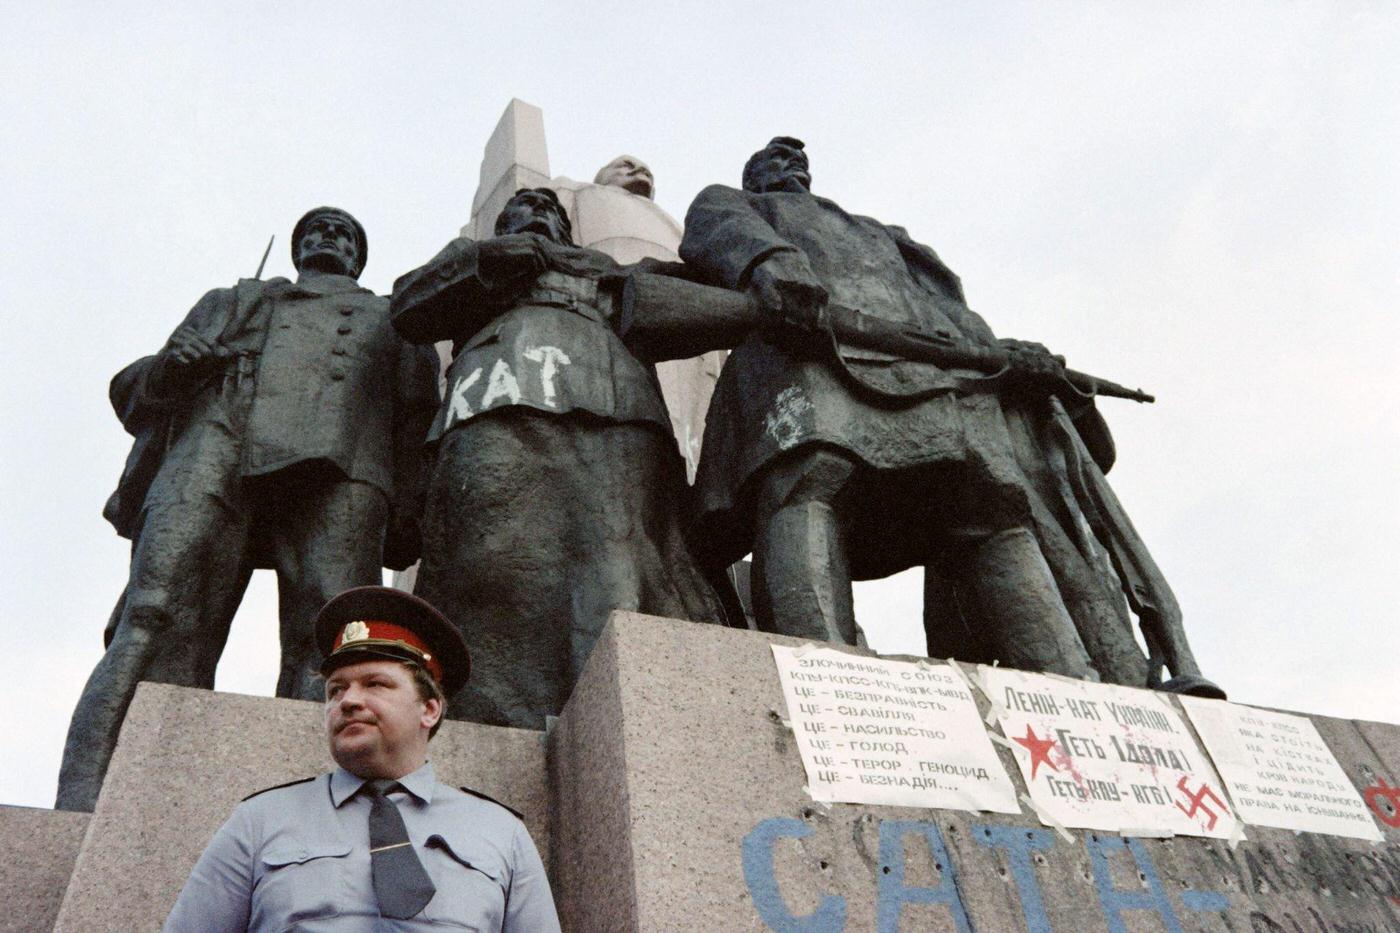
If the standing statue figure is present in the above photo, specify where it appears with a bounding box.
[391,187,729,730]
[550,154,727,479]
[57,208,440,811]
[678,137,1219,694]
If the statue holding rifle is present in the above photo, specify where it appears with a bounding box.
[651,136,1218,695]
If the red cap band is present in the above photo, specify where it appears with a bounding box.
[331,619,444,684]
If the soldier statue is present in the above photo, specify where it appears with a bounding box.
[675,137,1219,696]
[57,207,440,810]
[391,188,729,730]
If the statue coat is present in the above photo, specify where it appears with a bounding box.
[392,234,728,728]
[104,275,439,570]
[680,184,1033,576]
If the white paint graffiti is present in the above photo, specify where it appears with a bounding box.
[522,345,571,406]
[480,359,522,409]
[763,386,814,450]
[445,367,484,427]
[443,345,573,429]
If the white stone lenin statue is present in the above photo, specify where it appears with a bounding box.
[458,101,722,478]
[550,155,724,477]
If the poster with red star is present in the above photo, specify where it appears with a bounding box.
[979,667,1242,840]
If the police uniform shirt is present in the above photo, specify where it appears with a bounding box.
[163,762,560,932]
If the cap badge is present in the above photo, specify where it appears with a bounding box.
[343,621,370,643]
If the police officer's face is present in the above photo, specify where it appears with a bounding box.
[297,214,361,277]
[324,660,442,779]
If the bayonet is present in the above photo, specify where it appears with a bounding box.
[254,234,274,280]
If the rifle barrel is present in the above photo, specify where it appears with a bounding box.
[254,235,275,280]
[619,273,1155,403]
[1064,369,1154,403]
[826,304,1156,404]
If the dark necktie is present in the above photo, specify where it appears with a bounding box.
[364,779,436,919]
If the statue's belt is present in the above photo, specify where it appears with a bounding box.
[527,272,599,304]
[518,272,607,323]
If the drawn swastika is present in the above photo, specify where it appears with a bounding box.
[1173,776,1227,831]
[1363,777,1400,828]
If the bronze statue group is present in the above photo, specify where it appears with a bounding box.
[57,136,1221,812]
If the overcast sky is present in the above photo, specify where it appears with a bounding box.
[2,2,1396,809]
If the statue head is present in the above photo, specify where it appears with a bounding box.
[494,187,576,246]
[291,207,367,278]
[593,155,656,199]
[742,136,810,194]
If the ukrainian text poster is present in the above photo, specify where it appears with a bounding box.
[981,667,1240,839]
[771,645,1019,812]
[1180,696,1382,841]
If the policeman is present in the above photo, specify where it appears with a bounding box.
[164,586,561,932]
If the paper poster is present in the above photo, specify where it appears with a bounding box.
[979,667,1241,839]
[771,645,1019,812]
[1180,696,1383,842]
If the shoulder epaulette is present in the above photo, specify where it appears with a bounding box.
[459,786,523,821]
[242,776,316,802]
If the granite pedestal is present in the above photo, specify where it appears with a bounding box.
[0,806,90,933]
[52,683,546,932]
[24,613,1400,931]
[548,612,1400,932]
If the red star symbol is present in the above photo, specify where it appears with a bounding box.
[1012,724,1059,781]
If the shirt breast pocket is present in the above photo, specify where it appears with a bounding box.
[254,840,354,926]
[419,832,509,930]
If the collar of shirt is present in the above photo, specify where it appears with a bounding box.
[329,760,436,808]
[284,272,370,299]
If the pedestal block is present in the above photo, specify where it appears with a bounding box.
[32,615,1400,931]
[53,683,546,932]
[548,612,1400,932]
[0,806,89,933]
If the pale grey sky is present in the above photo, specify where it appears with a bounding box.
[2,2,1396,808]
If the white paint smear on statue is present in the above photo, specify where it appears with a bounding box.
[771,645,1019,812]
[1180,696,1383,842]
[981,667,1241,839]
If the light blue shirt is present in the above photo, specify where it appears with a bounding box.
[164,762,560,932]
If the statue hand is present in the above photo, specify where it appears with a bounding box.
[163,325,227,367]
[152,325,231,393]
[478,234,547,285]
[999,338,1066,379]
[146,325,231,397]
[750,257,829,335]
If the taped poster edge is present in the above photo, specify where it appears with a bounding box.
[1021,792,1074,843]
[987,731,1015,751]
[969,664,1012,727]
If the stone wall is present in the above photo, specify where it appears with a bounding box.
[18,613,1400,931]
[548,613,1400,932]
[0,806,89,933]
